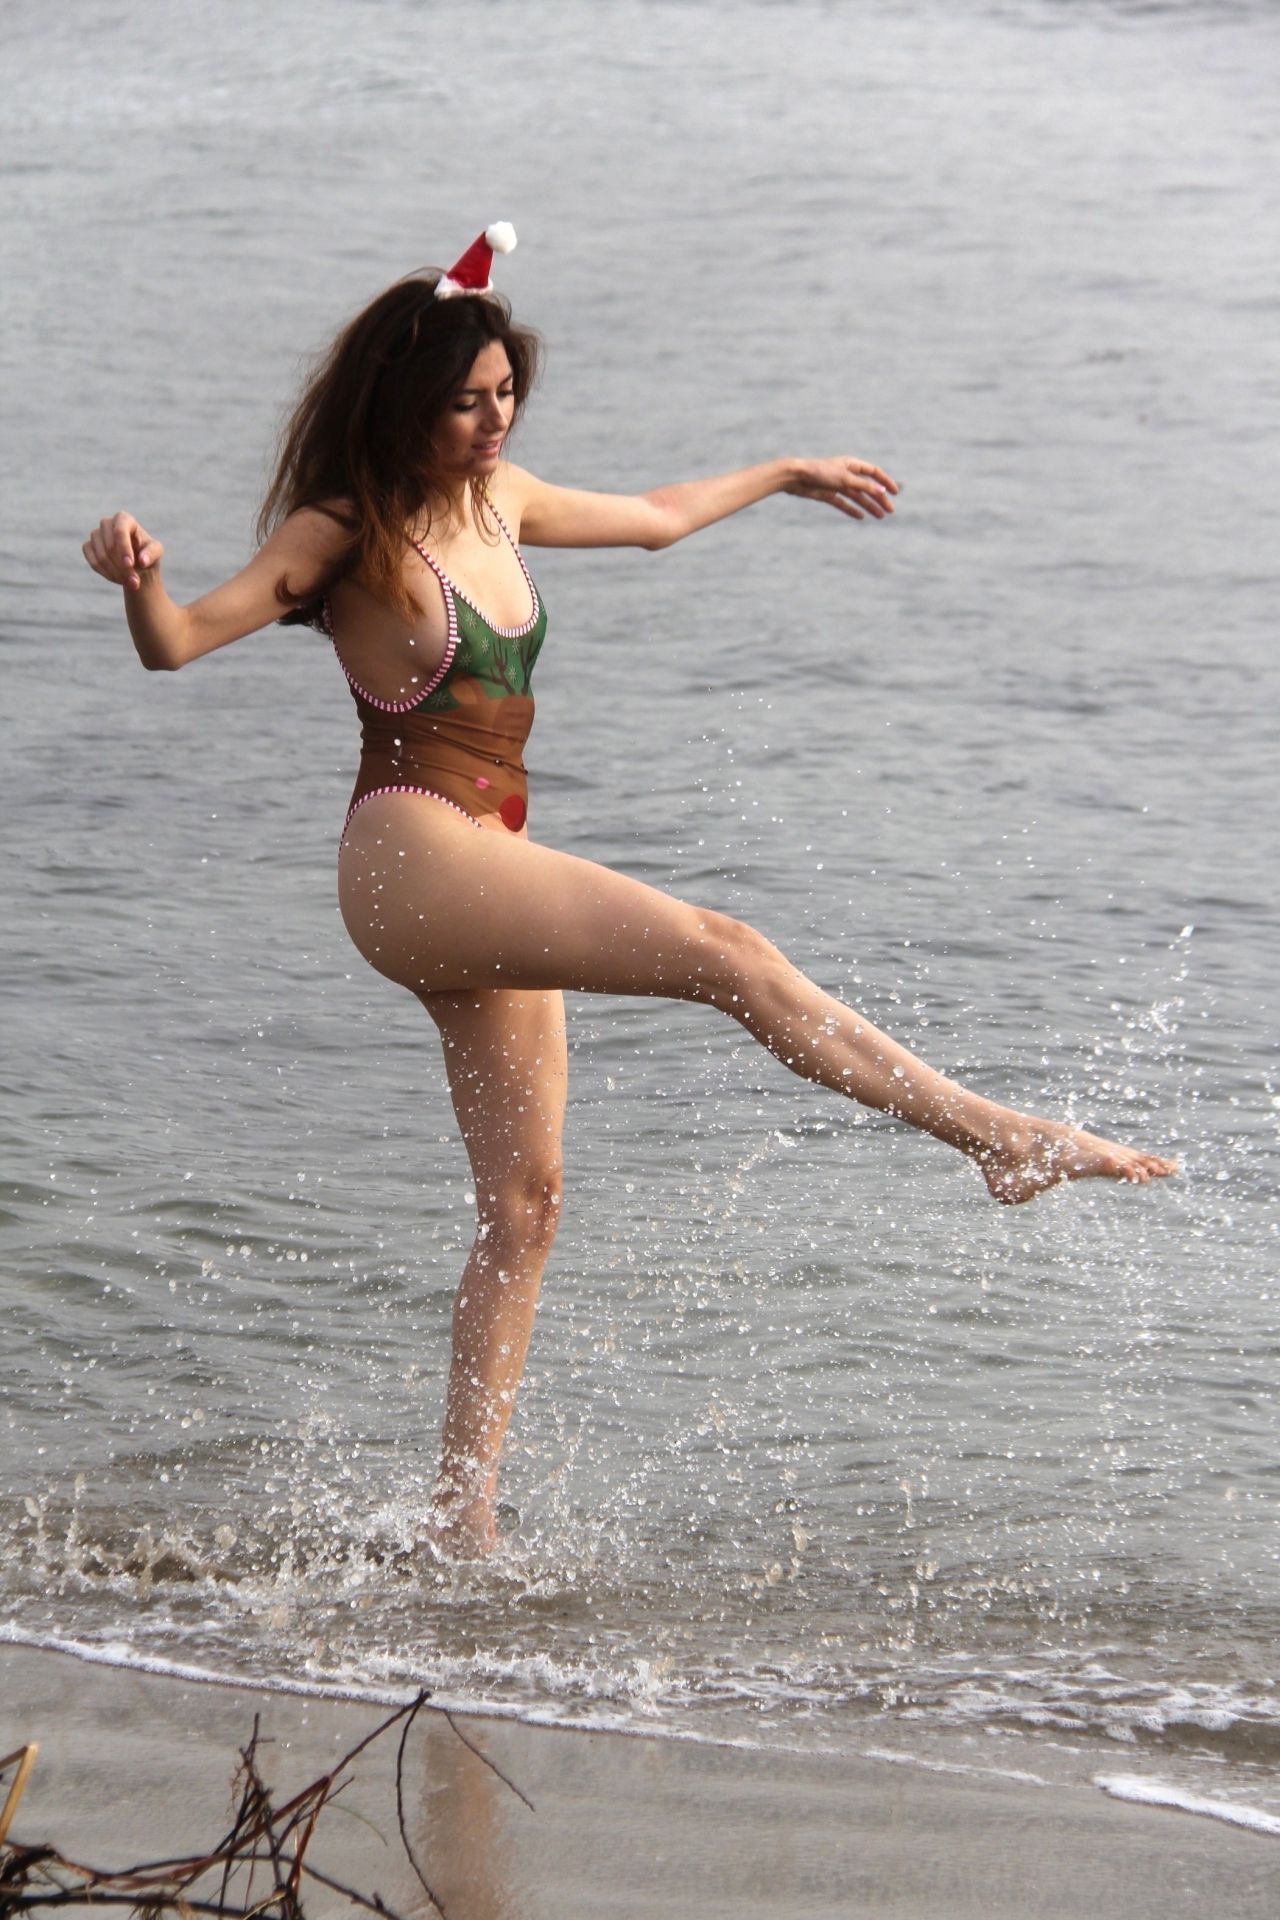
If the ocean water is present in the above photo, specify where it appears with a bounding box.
[3,0,1279,1833]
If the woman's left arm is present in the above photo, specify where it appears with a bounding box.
[506,456,898,551]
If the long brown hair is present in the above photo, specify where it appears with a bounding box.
[257,272,541,626]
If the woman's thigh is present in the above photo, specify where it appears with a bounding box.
[338,793,751,1000]
[420,984,568,1202]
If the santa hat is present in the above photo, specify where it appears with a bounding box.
[435,221,518,299]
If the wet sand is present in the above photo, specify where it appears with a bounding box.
[1,1643,1275,1917]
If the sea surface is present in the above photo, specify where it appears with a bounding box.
[3,0,1278,1837]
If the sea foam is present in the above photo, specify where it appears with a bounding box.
[1096,1772,1280,1839]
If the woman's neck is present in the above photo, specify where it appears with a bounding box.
[419,479,491,545]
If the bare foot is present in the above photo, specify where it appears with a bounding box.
[973,1117,1178,1207]
[423,1489,498,1562]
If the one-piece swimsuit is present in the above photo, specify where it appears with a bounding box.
[335,505,547,834]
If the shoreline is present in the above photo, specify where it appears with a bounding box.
[3,1641,1277,1918]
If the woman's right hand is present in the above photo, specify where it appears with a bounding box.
[82,513,165,592]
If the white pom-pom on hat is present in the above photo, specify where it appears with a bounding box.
[436,221,519,299]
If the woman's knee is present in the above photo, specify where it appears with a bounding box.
[478,1162,564,1251]
[687,908,784,1007]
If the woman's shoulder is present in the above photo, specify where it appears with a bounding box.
[492,463,541,504]
[263,500,359,630]
[489,464,540,541]
[280,498,359,551]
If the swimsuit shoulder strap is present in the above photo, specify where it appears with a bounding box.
[407,505,540,641]
[486,500,541,622]
[408,499,525,578]
[407,531,455,598]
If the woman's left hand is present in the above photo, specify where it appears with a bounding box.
[783,457,899,520]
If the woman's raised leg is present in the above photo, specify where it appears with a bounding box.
[340,798,1175,1206]
[420,983,568,1556]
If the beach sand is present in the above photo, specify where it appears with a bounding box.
[2,1643,1276,1917]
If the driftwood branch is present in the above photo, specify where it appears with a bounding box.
[0,1686,533,1919]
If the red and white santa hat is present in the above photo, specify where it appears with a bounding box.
[435,221,518,300]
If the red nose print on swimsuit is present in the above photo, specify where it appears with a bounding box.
[499,794,527,832]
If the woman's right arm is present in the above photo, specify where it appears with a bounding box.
[82,508,350,671]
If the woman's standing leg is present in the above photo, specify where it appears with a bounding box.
[419,985,568,1555]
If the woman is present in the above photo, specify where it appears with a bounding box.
[83,224,1175,1557]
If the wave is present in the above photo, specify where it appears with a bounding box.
[8,1625,1280,1843]
[1097,1773,1280,1839]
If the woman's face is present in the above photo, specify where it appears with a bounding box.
[433,338,516,480]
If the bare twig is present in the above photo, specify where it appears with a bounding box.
[1,1895,239,1915]
[0,1684,536,1920]
[443,1713,536,1814]
[0,1749,38,1850]
[0,1693,430,1918]
[394,1695,447,1919]
[285,1794,322,1904]
[219,1717,262,1909]
[238,1729,292,1914]
[293,1858,410,1918]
